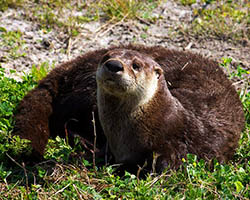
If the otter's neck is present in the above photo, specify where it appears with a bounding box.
[97,79,185,164]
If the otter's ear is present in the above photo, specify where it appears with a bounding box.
[155,67,163,79]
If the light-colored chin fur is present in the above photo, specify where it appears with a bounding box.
[96,69,160,163]
[136,72,159,107]
[97,70,159,110]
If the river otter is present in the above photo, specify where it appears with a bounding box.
[14,45,245,171]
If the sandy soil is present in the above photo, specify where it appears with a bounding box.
[0,0,249,81]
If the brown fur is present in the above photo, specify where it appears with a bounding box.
[13,45,245,171]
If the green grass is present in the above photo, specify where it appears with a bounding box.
[0,29,27,60]
[2,0,248,41]
[95,0,162,21]
[1,0,162,37]
[220,57,250,123]
[0,61,249,199]
[0,0,24,11]
[180,0,250,41]
[1,0,249,42]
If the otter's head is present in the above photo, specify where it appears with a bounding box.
[96,49,164,106]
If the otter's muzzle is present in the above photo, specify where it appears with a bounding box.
[104,60,124,73]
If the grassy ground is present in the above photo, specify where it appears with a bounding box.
[0,0,250,199]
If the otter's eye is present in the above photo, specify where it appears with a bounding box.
[132,63,141,71]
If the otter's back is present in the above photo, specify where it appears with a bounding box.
[120,45,244,161]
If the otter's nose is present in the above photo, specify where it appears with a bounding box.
[104,60,123,73]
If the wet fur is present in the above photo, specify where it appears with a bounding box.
[14,45,245,170]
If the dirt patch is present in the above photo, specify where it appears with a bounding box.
[0,0,249,81]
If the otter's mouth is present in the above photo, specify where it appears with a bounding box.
[106,77,116,83]
[96,58,134,95]
[97,71,131,95]
[98,73,122,85]
[102,77,128,91]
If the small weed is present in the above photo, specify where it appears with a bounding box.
[0,30,27,60]
[30,62,53,82]
[96,0,162,21]
[97,0,143,20]
[0,68,36,131]
[231,66,250,80]
[44,137,73,163]
[141,33,148,39]
[181,0,250,41]
[180,0,197,6]
[220,57,249,79]
[21,0,80,37]
[0,68,37,164]
[220,57,250,123]
[32,5,63,28]
[220,57,234,78]
[0,0,24,11]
